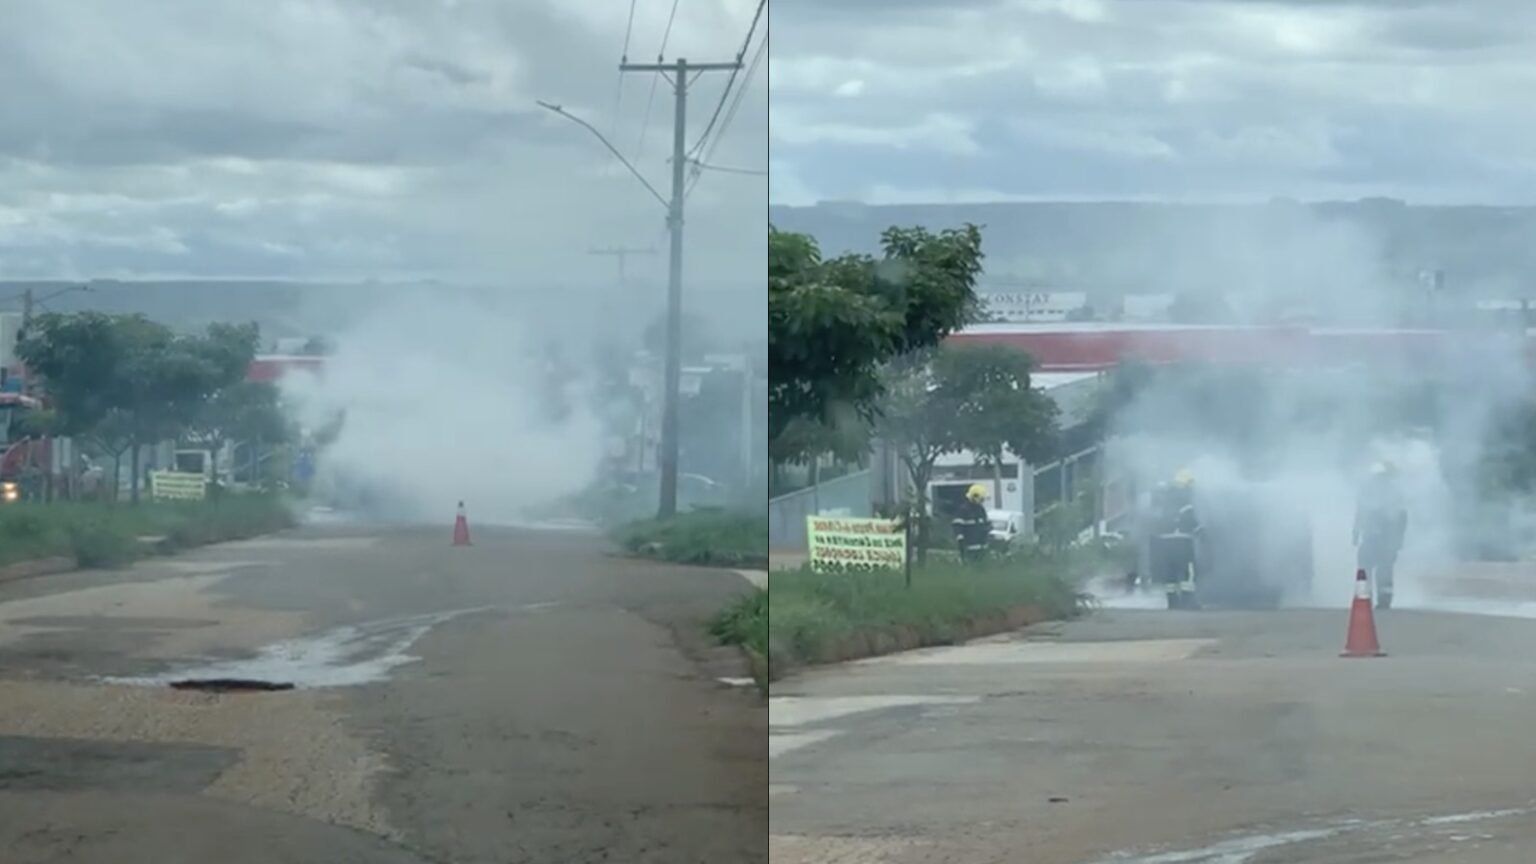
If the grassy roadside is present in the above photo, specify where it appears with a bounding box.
[0,494,297,570]
[711,556,1090,685]
[710,587,770,685]
[613,508,769,569]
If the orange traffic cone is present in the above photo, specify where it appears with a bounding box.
[1341,569,1385,658]
[452,501,472,547]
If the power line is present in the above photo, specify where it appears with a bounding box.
[704,29,765,165]
[634,0,683,161]
[687,157,766,177]
[687,29,767,199]
[686,0,767,160]
[610,0,642,137]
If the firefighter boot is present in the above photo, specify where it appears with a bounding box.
[1376,590,1392,611]
[1176,563,1200,610]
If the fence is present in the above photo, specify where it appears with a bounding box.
[768,469,872,551]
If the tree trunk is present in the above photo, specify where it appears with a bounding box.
[993,456,1004,509]
[112,453,122,503]
[906,459,934,564]
[209,439,224,485]
[130,444,142,504]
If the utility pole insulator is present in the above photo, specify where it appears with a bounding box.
[619,56,742,519]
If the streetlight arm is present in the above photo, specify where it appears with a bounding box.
[535,101,669,211]
[40,284,91,305]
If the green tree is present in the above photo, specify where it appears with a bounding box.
[19,313,158,499]
[9,408,59,440]
[197,322,262,385]
[19,313,259,502]
[768,224,984,449]
[121,322,258,500]
[16,312,135,436]
[89,409,136,499]
[189,380,290,483]
[874,353,964,560]
[873,342,1056,558]
[941,344,1060,506]
[767,409,869,467]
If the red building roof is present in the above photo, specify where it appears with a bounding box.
[948,323,1533,372]
[247,355,325,382]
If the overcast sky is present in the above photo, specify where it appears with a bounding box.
[769,0,1536,206]
[0,0,767,283]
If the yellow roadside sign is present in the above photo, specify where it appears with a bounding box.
[805,516,906,572]
[149,471,207,501]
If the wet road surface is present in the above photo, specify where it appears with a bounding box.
[0,521,766,863]
[769,600,1536,863]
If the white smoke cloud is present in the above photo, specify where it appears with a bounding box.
[281,292,606,524]
[1096,206,1533,613]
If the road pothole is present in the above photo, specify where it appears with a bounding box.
[169,678,296,693]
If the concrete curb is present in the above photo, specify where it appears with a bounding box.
[0,556,78,586]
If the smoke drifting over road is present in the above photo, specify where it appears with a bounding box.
[282,292,606,525]
[1100,205,1534,610]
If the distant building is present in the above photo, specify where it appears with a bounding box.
[0,313,22,393]
[978,291,1089,323]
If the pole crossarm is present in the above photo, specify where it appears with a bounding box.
[620,61,741,73]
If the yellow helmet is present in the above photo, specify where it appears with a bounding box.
[966,483,988,502]
[1173,468,1194,487]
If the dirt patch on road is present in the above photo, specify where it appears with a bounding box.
[0,679,395,838]
[0,570,307,661]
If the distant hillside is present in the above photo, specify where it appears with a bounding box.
[0,278,763,350]
[769,200,1536,298]
[0,281,364,338]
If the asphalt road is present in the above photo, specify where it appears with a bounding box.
[0,519,767,864]
[770,595,1536,863]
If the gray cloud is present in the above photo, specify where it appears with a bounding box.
[769,0,1536,205]
[0,0,768,284]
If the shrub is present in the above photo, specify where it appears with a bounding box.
[0,494,295,570]
[710,587,768,655]
[764,558,1086,681]
[68,520,140,568]
[614,508,768,569]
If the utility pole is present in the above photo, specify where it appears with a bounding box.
[588,245,656,287]
[621,56,741,517]
[20,283,89,333]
